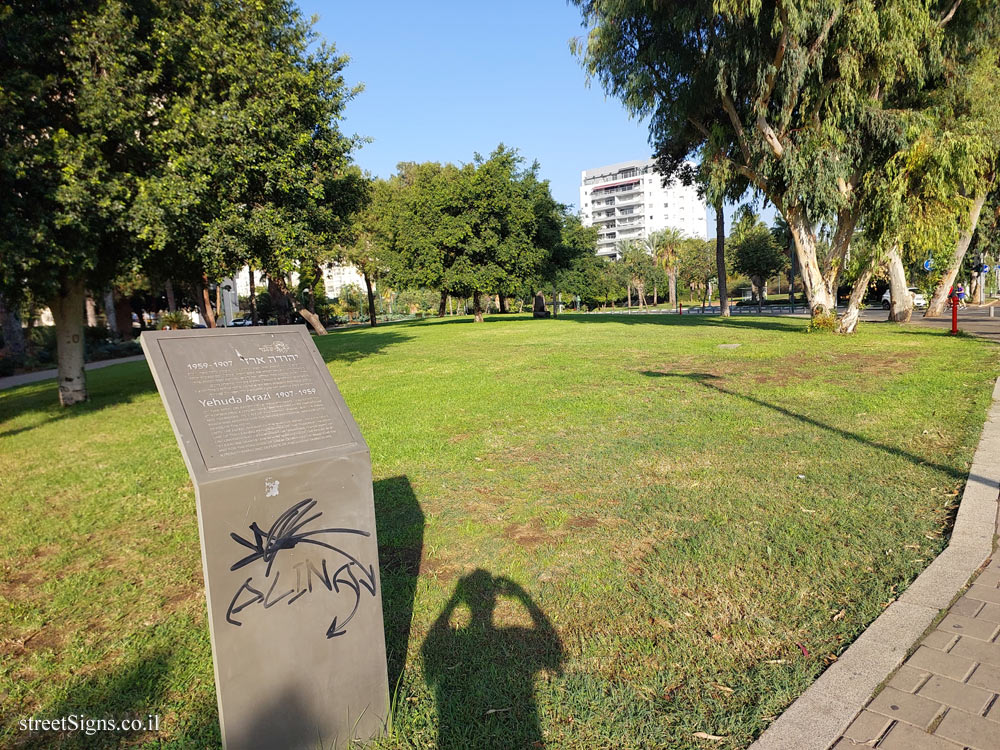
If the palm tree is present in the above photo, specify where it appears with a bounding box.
[649,228,685,310]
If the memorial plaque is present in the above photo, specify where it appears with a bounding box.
[141,326,388,750]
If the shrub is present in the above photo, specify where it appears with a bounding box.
[807,305,837,333]
[156,311,194,330]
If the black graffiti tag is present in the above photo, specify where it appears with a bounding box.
[224,498,376,638]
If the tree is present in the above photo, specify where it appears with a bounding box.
[731,211,788,312]
[338,177,394,327]
[571,0,998,325]
[557,252,612,310]
[383,162,474,316]
[678,238,716,310]
[1,0,365,405]
[648,228,684,310]
[446,145,537,323]
[513,164,560,314]
[138,2,366,336]
[618,241,656,310]
[714,200,730,317]
[537,211,597,318]
[1,1,157,404]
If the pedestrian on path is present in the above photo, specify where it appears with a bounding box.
[957,283,968,308]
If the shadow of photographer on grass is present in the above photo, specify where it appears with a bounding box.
[422,569,563,750]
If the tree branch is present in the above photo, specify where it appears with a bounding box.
[938,0,962,26]
[808,8,841,62]
[761,3,789,109]
[721,92,752,164]
[687,116,711,140]
[733,162,771,197]
[822,207,859,287]
[756,114,784,159]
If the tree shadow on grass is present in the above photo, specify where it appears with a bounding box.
[0,361,157,440]
[422,569,563,750]
[9,645,219,749]
[641,370,967,481]
[312,325,414,365]
[562,312,807,333]
[373,476,425,695]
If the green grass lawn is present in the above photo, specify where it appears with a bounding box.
[2,314,998,749]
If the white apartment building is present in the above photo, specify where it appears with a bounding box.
[233,263,368,301]
[580,158,707,258]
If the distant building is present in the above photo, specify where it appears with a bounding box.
[321,263,368,299]
[580,158,707,258]
[232,263,369,301]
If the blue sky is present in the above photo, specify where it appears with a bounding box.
[300,1,772,235]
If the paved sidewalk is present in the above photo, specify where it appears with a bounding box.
[0,354,146,391]
[833,563,1000,749]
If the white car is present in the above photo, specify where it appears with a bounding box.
[882,287,927,309]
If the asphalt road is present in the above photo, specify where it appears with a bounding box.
[859,304,1000,343]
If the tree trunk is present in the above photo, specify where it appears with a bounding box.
[308,262,322,315]
[926,189,990,317]
[266,277,289,325]
[473,291,484,323]
[551,287,558,319]
[788,240,797,312]
[499,295,508,314]
[448,295,453,316]
[653,284,658,307]
[248,267,258,325]
[438,290,447,317]
[103,289,119,337]
[50,279,87,406]
[165,278,177,312]
[200,274,217,327]
[669,269,677,310]
[0,293,26,357]
[114,295,133,340]
[363,270,377,328]
[85,295,98,327]
[716,199,730,317]
[887,245,913,323]
[837,262,874,334]
[271,274,325,335]
[784,203,856,315]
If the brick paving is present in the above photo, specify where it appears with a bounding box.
[832,558,1000,749]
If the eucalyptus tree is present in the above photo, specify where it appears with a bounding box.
[571,0,996,324]
[853,44,1000,321]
